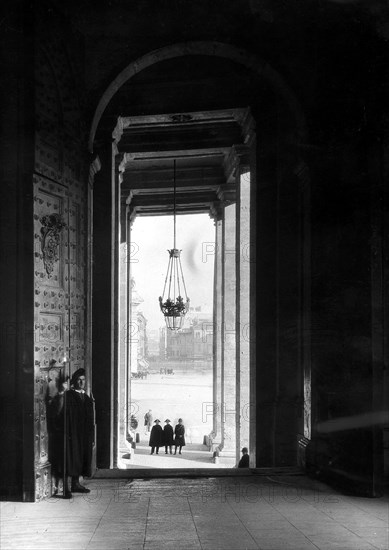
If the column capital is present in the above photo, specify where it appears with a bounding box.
[223,144,250,183]
[128,206,138,227]
[112,116,125,146]
[116,152,125,169]
[209,202,224,222]
[217,183,236,204]
[125,192,138,227]
[115,153,126,185]
[125,191,135,205]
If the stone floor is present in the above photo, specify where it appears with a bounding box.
[1,475,388,550]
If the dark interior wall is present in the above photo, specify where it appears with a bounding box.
[255,101,305,467]
[0,3,35,500]
[73,1,319,119]
[308,131,388,494]
[310,152,375,484]
[0,1,89,501]
[305,17,388,495]
[249,6,388,491]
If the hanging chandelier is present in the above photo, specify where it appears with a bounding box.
[159,159,190,331]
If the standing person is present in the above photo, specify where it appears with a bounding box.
[238,447,250,468]
[149,419,163,454]
[163,419,174,454]
[144,409,153,434]
[52,368,94,497]
[174,418,186,455]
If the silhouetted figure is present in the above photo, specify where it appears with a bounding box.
[149,419,163,454]
[174,418,186,455]
[238,447,249,468]
[163,419,174,454]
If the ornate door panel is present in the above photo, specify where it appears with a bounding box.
[33,19,88,500]
[33,178,87,499]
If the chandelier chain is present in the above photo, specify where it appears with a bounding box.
[173,159,176,249]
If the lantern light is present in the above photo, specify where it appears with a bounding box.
[159,159,190,331]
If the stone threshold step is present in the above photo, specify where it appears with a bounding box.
[92,467,304,479]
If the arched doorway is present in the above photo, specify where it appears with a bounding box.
[90,42,311,472]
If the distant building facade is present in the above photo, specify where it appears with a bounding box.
[159,306,213,360]
[136,311,148,370]
[129,278,149,372]
[146,328,160,359]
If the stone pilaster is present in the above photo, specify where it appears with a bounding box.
[117,239,129,464]
[219,203,236,463]
[210,205,223,450]
[235,151,251,460]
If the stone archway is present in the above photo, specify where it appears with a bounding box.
[88,41,307,152]
[89,42,311,472]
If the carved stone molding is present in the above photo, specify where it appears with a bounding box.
[223,144,250,183]
[39,213,66,277]
[169,113,193,123]
[88,155,101,189]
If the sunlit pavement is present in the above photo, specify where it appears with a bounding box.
[121,439,230,469]
[126,369,221,469]
[1,476,388,550]
[130,370,214,446]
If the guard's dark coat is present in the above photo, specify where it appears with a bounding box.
[50,390,94,477]
[174,423,186,447]
[149,424,163,447]
[163,424,174,446]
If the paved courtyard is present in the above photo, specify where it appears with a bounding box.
[131,368,213,437]
[1,475,388,550]
[128,368,216,469]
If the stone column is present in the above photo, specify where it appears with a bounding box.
[87,156,101,475]
[210,206,223,450]
[92,142,116,469]
[117,202,130,465]
[235,149,251,459]
[219,202,236,463]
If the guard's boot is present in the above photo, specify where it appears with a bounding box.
[71,477,90,493]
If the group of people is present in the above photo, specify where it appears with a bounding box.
[146,415,186,455]
[48,372,249,500]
